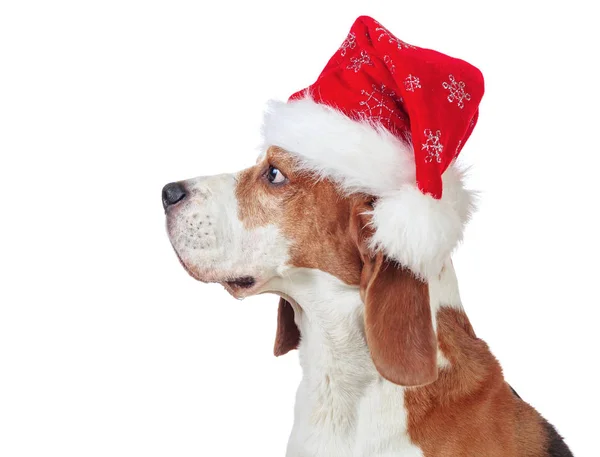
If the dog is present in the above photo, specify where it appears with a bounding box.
[162,15,573,457]
[162,146,572,456]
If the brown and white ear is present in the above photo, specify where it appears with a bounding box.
[352,200,438,386]
[273,298,300,357]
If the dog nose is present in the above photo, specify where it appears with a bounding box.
[162,182,187,210]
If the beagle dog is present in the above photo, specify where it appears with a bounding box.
[162,147,572,457]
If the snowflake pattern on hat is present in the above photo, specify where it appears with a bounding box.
[442,74,471,109]
[422,129,444,163]
[358,84,405,129]
[339,32,356,56]
[375,23,416,50]
[347,50,373,72]
[404,74,421,92]
[383,55,395,74]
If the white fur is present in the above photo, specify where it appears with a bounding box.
[263,262,463,457]
[166,173,290,286]
[262,98,475,279]
[265,268,422,457]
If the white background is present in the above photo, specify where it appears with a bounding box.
[1,1,598,455]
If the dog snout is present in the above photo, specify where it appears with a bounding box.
[162,182,187,210]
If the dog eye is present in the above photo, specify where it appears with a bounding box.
[266,166,286,184]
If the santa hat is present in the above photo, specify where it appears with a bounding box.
[262,16,484,279]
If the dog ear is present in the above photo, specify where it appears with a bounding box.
[351,200,438,386]
[273,297,300,356]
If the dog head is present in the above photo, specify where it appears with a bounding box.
[162,144,471,386]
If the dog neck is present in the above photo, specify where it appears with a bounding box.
[287,268,376,392]
[277,262,464,456]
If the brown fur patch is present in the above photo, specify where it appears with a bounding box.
[405,307,549,456]
[350,201,438,386]
[235,147,362,285]
[235,154,284,229]
[362,254,438,386]
[274,298,300,356]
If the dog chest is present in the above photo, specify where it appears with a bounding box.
[286,376,424,457]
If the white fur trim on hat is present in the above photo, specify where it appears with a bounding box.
[262,97,475,279]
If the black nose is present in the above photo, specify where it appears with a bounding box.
[162,182,187,210]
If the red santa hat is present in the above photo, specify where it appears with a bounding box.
[262,16,485,279]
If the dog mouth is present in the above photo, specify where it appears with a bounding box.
[224,276,256,289]
[221,276,259,298]
[173,249,258,293]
